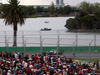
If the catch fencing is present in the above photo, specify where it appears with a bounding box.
[0,30,100,47]
[0,30,100,62]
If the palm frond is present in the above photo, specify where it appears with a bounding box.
[1,0,26,26]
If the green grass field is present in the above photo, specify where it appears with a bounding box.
[75,58,100,62]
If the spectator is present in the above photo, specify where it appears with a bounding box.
[96,60,99,70]
[0,51,99,75]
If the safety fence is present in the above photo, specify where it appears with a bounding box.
[0,30,100,47]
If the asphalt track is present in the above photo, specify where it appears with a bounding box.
[23,51,100,58]
[63,51,100,58]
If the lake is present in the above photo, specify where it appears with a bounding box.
[0,17,100,47]
[0,17,71,31]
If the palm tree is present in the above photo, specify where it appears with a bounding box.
[1,0,26,46]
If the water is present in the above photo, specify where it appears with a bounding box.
[0,17,100,47]
[0,17,71,31]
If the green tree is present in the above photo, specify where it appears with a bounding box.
[49,1,55,15]
[92,3,100,13]
[79,1,92,14]
[54,7,59,16]
[35,6,44,14]
[26,6,35,16]
[81,15,95,29]
[94,12,100,29]
[71,6,79,12]
[65,18,77,30]
[63,5,71,15]
[58,6,63,14]
[1,0,26,46]
[65,2,100,30]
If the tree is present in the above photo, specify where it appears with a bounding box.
[49,1,55,15]
[26,6,35,16]
[94,12,100,29]
[79,1,92,14]
[93,3,100,13]
[63,5,71,15]
[81,15,95,29]
[35,6,44,14]
[1,0,26,46]
[58,6,63,14]
[65,18,77,30]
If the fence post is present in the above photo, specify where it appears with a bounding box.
[22,31,24,47]
[88,40,94,64]
[56,31,59,57]
[73,41,76,61]
[94,30,96,46]
[76,30,78,47]
[7,38,9,52]
[4,31,7,47]
[24,41,26,56]
[40,31,42,55]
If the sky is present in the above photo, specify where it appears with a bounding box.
[2,0,100,6]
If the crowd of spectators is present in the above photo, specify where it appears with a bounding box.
[0,51,100,75]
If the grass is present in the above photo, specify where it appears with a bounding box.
[75,58,100,62]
